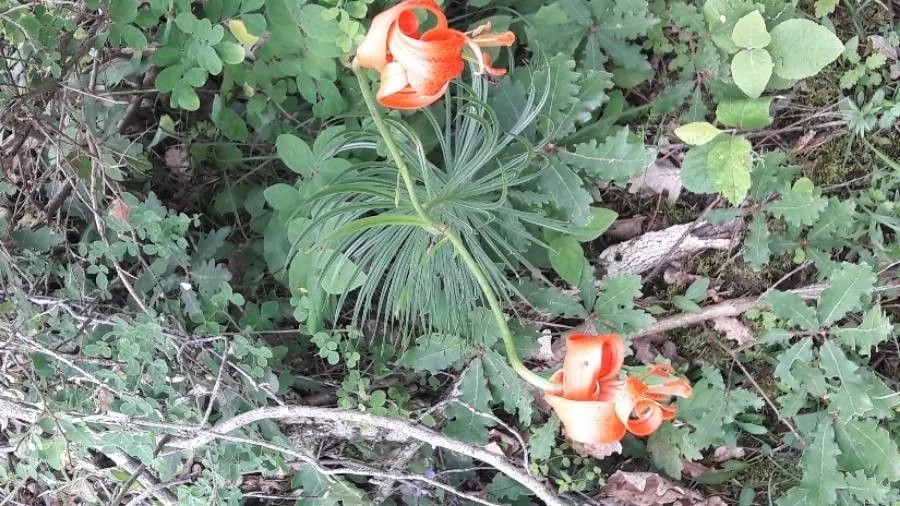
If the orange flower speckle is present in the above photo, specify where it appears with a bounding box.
[355,0,515,109]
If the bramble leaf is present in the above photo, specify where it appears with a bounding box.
[816,262,876,326]
[834,305,892,356]
[769,177,827,227]
[762,290,819,330]
[397,334,472,374]
[743,212,771,270]
[674,122,723,145]
[768,19,843,79]
[706,135,752,204]
[731,10,770,49]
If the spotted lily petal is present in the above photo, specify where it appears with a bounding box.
[560,333,624,401]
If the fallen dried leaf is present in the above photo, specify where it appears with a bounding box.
[713,445,746,463]
[682,461,713,479]
[629,159,683,202]
[633,333,687,366]
[601,471,705,505]
[712,317,754,348]
[576,441,622,460]
[483,441,504,456]
[870,35,898,61]
[108,197,131,224]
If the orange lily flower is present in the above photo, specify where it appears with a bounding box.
[355,0,516,109]
[543,333,692,445]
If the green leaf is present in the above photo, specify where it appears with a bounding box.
[762,290,819,330]
[548,236,584,285]
[768,19,843,79]
[674,122,722,145]
[841,470,889,504]
[172,84,200,111]
[216,41,245,65]
[834,305,892,356]
[816,262,876,326]
[707,135,752,204]
[443,403,491,444]
[264,184,302,211]
[568,207,617,242]
[808,198,856,243]
[109,0,138,24]
[197,44,223,75]
[743,212,770,270]
[814,0,839,17]
[680,137,722,194]
[529,415,560,461]
[792,419,844,505]
[769,177,827,227]
[518,281,586,318]
[716,97,773,129]
[318,252,367,294]
[647,424,702,478]
[11,227,62,252]
[537,158,593,226]
[819,339,873,421]
[677,366,763,449]
[773,337,814,390]
[276,134,315,178]
[397,334,472,374]
[457,359,491,411]
[119,24,147,51]
[183,68,208,87]
[212,95,249,142]
[672,296,702,314]
[482,350,534,424]
[155,65,183,93]
[684,277,710,302]
[835,418,900,482]
[486,474,532,501]
[594,274,654,333]
[731,10,770,48]
[562,127,656,186]
[731,48,773,98]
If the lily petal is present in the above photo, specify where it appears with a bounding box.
[356,0,447,72]
[389,26,466,96]
[544,394,627,445]
[377,83,448,110]
[560,334,624,401]
[648,378,693,399]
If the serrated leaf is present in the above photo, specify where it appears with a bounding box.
[762,290,819,330]
[486,474,532,501]
[774,337,814,390]
[769,177,827,227]
[819,339,873,421]
[716,97,773,129]
[443,402,491,444]
[743,212,771,270]
[707,135,752,204]
[796,419,844,505]
[537,158,593,226]
[816,262,876,326]
[732,48,773,98]
[548,236,584,285]
[517,281,586,318]
[841,470,889,504]
[731,10,770,48]
[529,415,560,461]
[768,19,843,79]
[529,54,582,138]
[397,334,472,374]
[808,198,855,243]
[835,418,900,482]
[561,127,656,186]
[647,423,702,478]
[674,122,722,145]
[594,274,654,333]
[834,305,892,356]
[677,366,763,449]
[457,359,491,411]
[482,350,534,424]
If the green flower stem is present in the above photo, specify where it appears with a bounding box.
[353,62,559,393]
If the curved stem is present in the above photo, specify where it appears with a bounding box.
[353,62,559,393]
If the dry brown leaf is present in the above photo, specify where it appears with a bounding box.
[601,471,705,505]
[108,197,132,224]
[632,333,687,366]
[165,144,189,170]
[712,317,754,348]
[713,445,746,463]
[682,461,713,479]
[629,159,683,202]
[576,441,622,460]
[870,35,898,61]
[482,441,504,456]
[607,216,647,241]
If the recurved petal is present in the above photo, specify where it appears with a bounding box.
[648,378,692,399]
[544,394,627,445]
[389,26,466,96]
[377,82,448,110]
[614,377,665,437]
[561,334,624,401]
[356,0,447,71]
